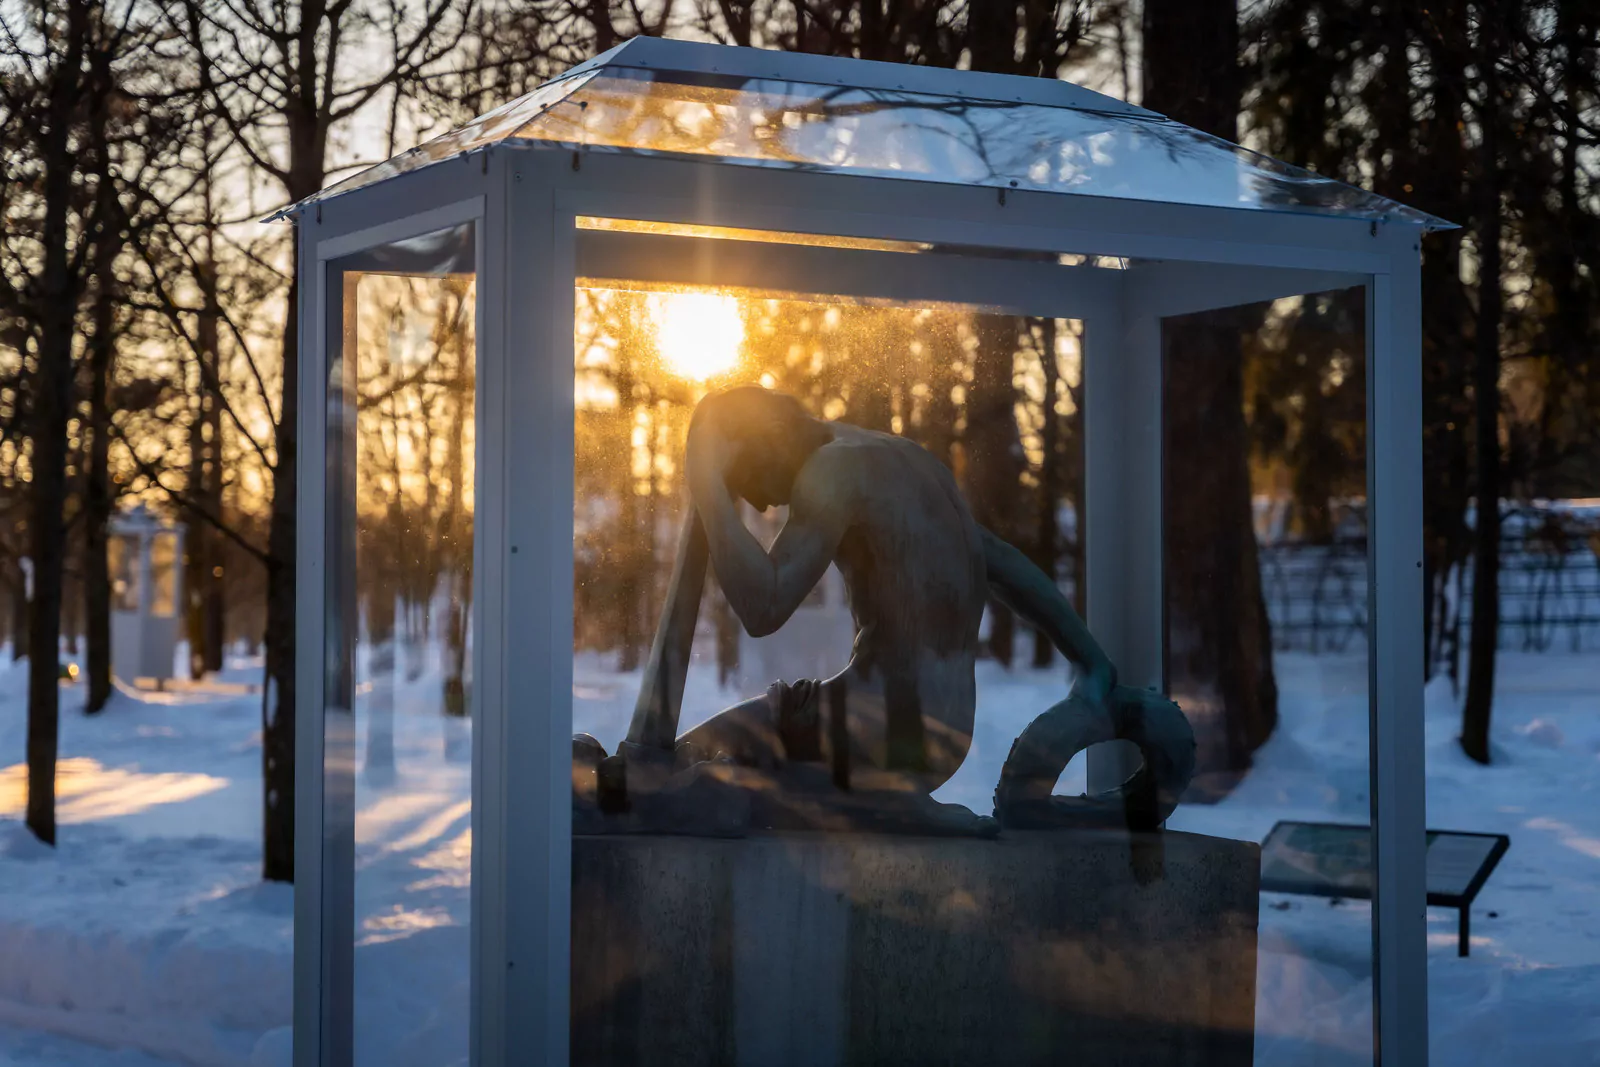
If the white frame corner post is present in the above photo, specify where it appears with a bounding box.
[1367,235,1429,1067]
[294,182,492,1067]
[497,149,574,1067]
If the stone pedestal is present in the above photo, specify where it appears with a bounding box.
[572,830,1258,1067]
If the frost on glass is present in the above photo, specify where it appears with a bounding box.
[325,223,475,1067]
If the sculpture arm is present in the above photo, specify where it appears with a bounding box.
[979,524,1116,699]
[689,449,849,639]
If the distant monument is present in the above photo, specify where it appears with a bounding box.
[109,505,184,688]
[573,387,1197,836]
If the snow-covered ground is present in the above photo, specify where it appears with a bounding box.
[1172,652,1600,1066]
[0,1022,179,1066]
[1,644,1596,1065]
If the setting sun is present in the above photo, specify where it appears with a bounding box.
[648,290,744,381]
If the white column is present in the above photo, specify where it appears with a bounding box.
[470,154,510,1067]
[1083,277,1164,794]
[1367,248,1429,1066]
[498,151,572,1066]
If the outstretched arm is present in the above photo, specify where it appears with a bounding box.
[979,525,1116,699]
[687,436,850,639]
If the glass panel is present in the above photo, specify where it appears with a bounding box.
[298,69,598,209]
[110,535,139,612]
[570,238,1275,1061]
[1426,509,1600,1050]
[326,221,475,1067]
[300,62,1445,227]
[149,532,178,618]
[1161,289,1372,1062]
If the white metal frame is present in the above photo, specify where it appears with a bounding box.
[294,108,1429,1067]
[295,181,491,1067]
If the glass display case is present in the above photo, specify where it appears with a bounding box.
[286,36,1446,1067]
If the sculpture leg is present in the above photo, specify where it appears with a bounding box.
[586,509,710,813]
[677,692,786,770]
[677,678,826,769]
[624,507,710,751]
[994,685,1196,832]
[675,677,995,838]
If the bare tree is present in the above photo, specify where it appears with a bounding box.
[0,0,190,835]
[178,0,471,881]
[1461,0,1515,762]
[1146,0,1280,786]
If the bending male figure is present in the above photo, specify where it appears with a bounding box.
[605,386,1193,828]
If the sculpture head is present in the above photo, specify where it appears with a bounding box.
[691,386,832,510]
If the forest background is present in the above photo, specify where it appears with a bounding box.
[2,0,1598,878]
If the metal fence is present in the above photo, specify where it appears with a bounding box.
[1260,503,1600,655]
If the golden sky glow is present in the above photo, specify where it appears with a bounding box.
[647,290,744,381]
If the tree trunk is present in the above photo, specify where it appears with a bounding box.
[1032,318,1061,669]
[1144,0,1276,787]
[1162,312,1279,780]
[918,319,961,470]
[84,205,116,714]
[10,563,27,661]
[25,2,91,845]
[616,364,642,671]
[442,359,471,725]
[187,347,208,679]
[1461,14,1504,764]
[965,316,1023,667]
[364,582,397,784]
[261,233,300,882]
[188,226,226,678]
[1414,0,1474,688]
[713,583,740,688]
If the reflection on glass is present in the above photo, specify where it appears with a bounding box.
[570,268,1272,1062]
[328,223,475,1067]
[305,60,1444,228]
[110,535,138,612]
[301,70,599,209]
[576,215,934,253]
[574,285,1073,768]
[149,532,178,619]
[1162,289,1372,1063]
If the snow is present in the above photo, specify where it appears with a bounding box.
[1172,651,1600,1066]
[0,1021,179,1066]
[2,642,1597,1064]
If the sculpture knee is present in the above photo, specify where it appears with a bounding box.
[994,686,1196,830]
[995,692,1115,802]
[680,694,784,769]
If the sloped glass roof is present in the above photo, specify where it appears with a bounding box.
[282,37,1451,230]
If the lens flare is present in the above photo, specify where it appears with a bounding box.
[648,291,744,381]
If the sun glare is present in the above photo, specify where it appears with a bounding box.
[648,291,744,381]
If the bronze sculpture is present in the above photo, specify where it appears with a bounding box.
[574,386,1195,836]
